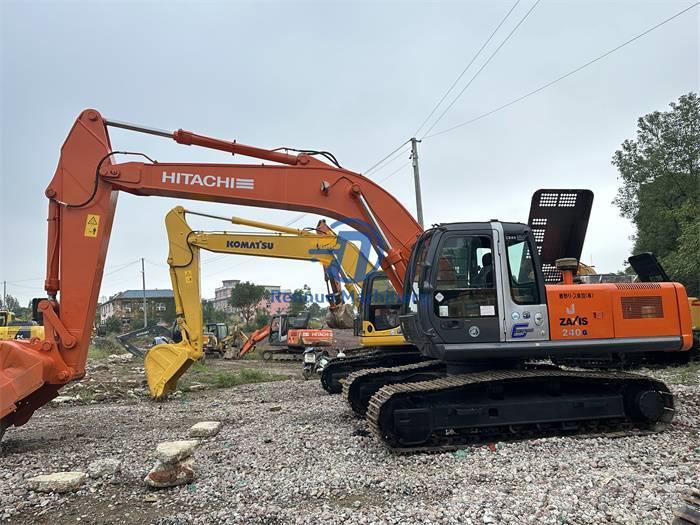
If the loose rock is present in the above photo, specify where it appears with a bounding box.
[26,472,87,493]
[189,421,222,438]
[51,396,79,405]
[155,440,199,464]
[87,458,121,478]
[144,458,195,488]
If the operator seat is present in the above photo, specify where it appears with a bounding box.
[475,252,494,288]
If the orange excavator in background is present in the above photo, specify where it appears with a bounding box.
[237,311,333,360]
[0,110,692,451]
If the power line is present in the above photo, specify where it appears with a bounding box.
[421,0,541,138]
[360,1,537,188]
[364,139,411,175]
[5,277,43,284]
[378,160,413,184]
[366,146,412,177]
[4,282,45,291]
[5,258,142,284]
[103,259,140,277]
[284,212,309,227]
[413,0,522,137]
[426,1,700,139]
[145,259,168,268]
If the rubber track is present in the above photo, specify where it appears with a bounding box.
[366,367,674,454]
[320,349,384,393]
[343,360,445,416]
[320,348,422,394]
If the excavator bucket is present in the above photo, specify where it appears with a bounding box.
[326,304,356,329]
[144,342,201,398]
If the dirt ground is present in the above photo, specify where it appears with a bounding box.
[1,340,698,524]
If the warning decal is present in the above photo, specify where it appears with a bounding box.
[84,214,100,237]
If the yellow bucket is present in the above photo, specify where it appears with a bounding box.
[144,342,201,398]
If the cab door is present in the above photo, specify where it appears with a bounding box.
[426,229,502,345]
[268,315,286,345]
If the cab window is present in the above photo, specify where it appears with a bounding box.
[433,235,497,318]
[369,275,400,331]
[506,237,540,305]
[407,233,432,313]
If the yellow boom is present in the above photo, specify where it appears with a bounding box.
[144,206,374,397]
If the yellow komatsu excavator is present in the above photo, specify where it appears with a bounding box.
[144,206,375,397]
[0,311,44,341]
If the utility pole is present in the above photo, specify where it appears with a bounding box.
[410,137,424,228]
[2,281,6,308]
[141,258,147,328]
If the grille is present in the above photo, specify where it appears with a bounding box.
[538,192,578,208]
[621,296,664,319]
[542,263,561,283]
[615,283,662,290]
[532,228,545,243]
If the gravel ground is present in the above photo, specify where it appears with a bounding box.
[1,364,698,525]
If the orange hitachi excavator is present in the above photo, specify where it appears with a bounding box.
[0,110,693,451]
[237,311,333,360]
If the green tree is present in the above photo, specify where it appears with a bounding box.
[612,92,699,296]
[0,294,20,312]
[307,301,322,319]
[254,308,270,329]
[104,316,122,334]
[203,300,229,324]
[230,282,269,328]
[288,285,312,316]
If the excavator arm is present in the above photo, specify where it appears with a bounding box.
[0,109,421,434]
[147,206,371,396]
[167,206,370,312]
[238,325,270,357]
[168,206,370,306]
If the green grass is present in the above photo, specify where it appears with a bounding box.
[240,349,260,360]
[190,361,209,372]
[663,360,700,385]
[178,365,286,392]
[88,335,126,360]
[87,344,115,360]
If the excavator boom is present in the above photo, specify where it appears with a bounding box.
[180,207,371,309]
[146,206,372,395]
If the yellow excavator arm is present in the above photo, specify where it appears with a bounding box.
[144,206,375,398]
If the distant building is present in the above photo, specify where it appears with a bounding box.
[212,279,241,312]
[98,289,175,328]
[212,280,288,316]
[258,285,289,316]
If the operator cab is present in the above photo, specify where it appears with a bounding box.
[269,311,310,345]
[400,221,549,362]
[205,323,230,341]
[357,272,402,335]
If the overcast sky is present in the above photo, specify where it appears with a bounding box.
[1,0,698,307]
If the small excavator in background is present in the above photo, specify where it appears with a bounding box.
[0,311,44,341]
[1,110,692,451]
[115,324,174,358]
[238,310,333,360]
